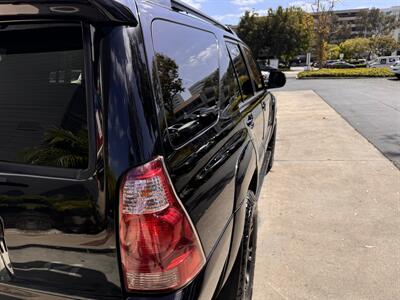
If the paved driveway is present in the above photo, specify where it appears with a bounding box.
[254,91,400,300]
[281,78,400,168]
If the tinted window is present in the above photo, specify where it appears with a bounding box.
[380,58,387,64]
[220,45,241,117]
[0,24,88,169]
[226,42,253,101]
[152,20,219,146]
[243,47,263,91]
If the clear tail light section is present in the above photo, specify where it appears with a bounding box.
[119,156,206,292]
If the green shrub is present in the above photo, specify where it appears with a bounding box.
[298,68,395,78]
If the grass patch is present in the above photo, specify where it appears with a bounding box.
[298,68,395,78]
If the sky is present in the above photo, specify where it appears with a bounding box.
[180,0,400,25]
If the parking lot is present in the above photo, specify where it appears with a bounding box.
[281,77,400,168]
[253,89,400,299]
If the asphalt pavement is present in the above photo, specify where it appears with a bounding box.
[280,77,400,168]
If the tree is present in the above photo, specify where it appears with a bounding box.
[327,44,340,59]
[369,36,399,56]
[359,8,400,37]
[236,7,314,62]
[236,11,264,58]
[265,7,314,62]
[22,128,88,169]
[339,38,370,59]
[154,53,184,116]
[312,0,339,66]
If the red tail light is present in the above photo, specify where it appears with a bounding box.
[119,156,206,292]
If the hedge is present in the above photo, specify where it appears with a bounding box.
[298,68,396,78]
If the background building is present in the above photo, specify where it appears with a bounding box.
[331,8,369,40]
[328,6,400,54]
[383,6,400,54]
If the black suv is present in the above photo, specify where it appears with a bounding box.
[0,0,285,299]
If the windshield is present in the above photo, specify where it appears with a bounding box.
[0,23,88,169]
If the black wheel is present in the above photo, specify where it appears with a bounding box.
[218,191,258,300]
[266,125,277,173]
[238,191,257,300]
[396,74,400,79]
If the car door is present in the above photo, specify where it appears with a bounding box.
[241,46,273,147]
[226,42,265,164]
[146,15,256,298]
[150,17,242,258]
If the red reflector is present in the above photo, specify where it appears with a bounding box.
[119,157,206,292]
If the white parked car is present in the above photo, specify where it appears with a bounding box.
[368,56,400,68]
[390,61,400,78]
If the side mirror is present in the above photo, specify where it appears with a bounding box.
[267,71,286,89]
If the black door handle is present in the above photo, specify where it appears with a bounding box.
[261,101,266,110]
[246,114,254,129]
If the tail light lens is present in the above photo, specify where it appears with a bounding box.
[119,156,206,292]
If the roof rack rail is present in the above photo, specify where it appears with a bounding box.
[170,0,233,34]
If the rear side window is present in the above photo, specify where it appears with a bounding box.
[242,47,263,91]
[152,20,219,147]
[0,24,88,169]
[220,44,241,116]
[226,42,253,101]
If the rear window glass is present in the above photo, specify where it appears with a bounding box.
[220,45,241,116]
[152,20,219,147]
[0,24,88,169]
[226,42,253,101]
[243,47,263,91]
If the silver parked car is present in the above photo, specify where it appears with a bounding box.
[390,61,400,78]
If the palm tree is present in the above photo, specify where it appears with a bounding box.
[22,127,88,169]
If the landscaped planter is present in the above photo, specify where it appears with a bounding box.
[298,68,396,78]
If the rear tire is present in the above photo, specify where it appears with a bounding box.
[218,191,258,300]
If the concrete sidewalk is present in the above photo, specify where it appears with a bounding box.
[253,91,400,300]
[283,71,301,79]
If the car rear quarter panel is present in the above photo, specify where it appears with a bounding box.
[136,1,258,299]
